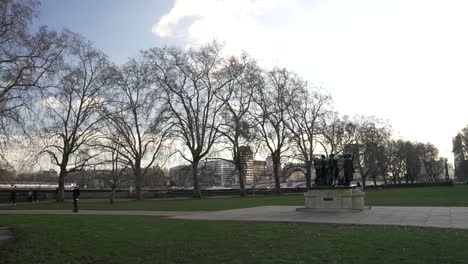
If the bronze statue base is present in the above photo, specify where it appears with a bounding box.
[297,188,365,212]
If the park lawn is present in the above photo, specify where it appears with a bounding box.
[365,185,468,206]
[3,185,468,211]
[0,215,468,264]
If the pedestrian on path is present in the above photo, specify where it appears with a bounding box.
[27,190,33,202]
[356,182,363,191]
[32,190,38,202]
[72,186,80,213]
[9,185,16,205]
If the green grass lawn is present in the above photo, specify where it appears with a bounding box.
[1,215,468,264]
[2,185,468,211]
[366,185,468,206]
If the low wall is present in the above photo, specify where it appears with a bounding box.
[0,182,455,202]
[0,189,137,203]
[378,182,453,189]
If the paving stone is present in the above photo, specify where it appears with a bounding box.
[2,206,468,230]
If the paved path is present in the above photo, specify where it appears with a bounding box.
[172,206,468,230]
[1,206,468,230]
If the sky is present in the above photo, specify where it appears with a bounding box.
[35,0,468,164]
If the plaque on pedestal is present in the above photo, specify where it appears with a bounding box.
[296,186,365,212]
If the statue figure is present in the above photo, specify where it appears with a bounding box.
[314,155,327,185]
[323,155,331,185]
[328,154,338,185]
[314,153,351,187]
[343,154,355,186]
[314,158,321,185]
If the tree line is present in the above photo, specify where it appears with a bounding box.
[1,0,448,201]
[453,125,468,181]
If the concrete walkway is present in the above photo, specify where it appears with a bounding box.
[171,206,468,230]
[1,206,468,229]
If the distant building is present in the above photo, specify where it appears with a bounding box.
[170,153,280,188]
[39,170,58,181]
[170,165,193,188]
[199,160,237,187]
[170,160,238,188]
[253,160,271,182]
[266,156,273,175]
[239,146,255,185]
[67,170,108,188]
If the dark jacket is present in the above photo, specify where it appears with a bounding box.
[72,188,80,199]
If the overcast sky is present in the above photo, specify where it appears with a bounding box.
[37,0,468,164]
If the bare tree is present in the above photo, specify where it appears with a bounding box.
[141,165,168,189]
[286,85,331,189]
[455,126,468,156]
[252,67,299,194]
[318,113,356,156]
[388,140,407,184]
[343,116,390,188]
[107,147,130,204]
[99,56,172,200]
[147,43,242,198]
[375,144,390,185]
[453,134,465,160]
[404,142,422,184]
[39,34,112,202]
[453,133,466,180]
[0,0,65,136]
[369,126,392,185]
[218,55,260,196]
[420,143,445,183]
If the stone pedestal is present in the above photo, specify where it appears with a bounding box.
[296,187,365,212]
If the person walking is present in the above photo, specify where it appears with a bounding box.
[32,190,38,203]
[356,182,363,191]
[27,190,33,202]
[9,185,16,205]
[72,186,80,213]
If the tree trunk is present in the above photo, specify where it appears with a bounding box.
[305,163,312,189]
[192,159,201,198]
[238,170,246,197]
[134,165,143,201]
[272,156,281,195]
[110,185,116,204]
[56,169,66,202]
[237,160,246,197]
[382,174,387,185]
[372,176,377,186]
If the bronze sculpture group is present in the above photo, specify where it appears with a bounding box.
[314,154,355,187]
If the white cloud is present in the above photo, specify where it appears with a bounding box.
[153,0,468,163]
[152,0,303,62]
